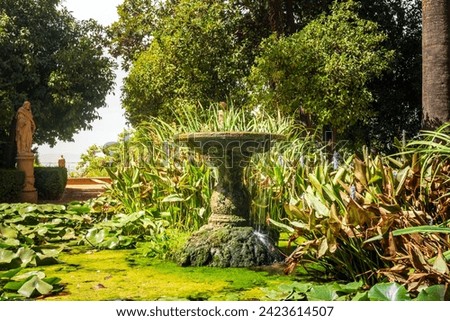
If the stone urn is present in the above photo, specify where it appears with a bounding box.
[174,131,284,267]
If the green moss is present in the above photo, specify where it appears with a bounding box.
[41,250,294,301]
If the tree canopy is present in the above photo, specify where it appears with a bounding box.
[119,0,254,124]
[247,1,394,132]
[0,0,116,151]
[109,0,422,152]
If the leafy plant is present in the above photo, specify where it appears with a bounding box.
[277,138,450,290]
[0,268,63,300]
[264,281,448,301]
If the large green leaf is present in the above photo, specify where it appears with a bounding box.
[0,268,22,279]
[304,188,329,217]
[1,238,20,247]
[17,247,36,266]
[3,280,26,292]
[368,283,410,301]
[416,285,447,301]
[17,275,53,298]
[268,218,294,233]
[13,271,46,281]
[0,249,15,263]
[307,285,340,301]
[85,228,107,245]
[0,225,18,238]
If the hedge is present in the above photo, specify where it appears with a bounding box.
[34,167,68,200]
[0,169,25,202]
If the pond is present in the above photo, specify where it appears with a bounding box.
[41,249,295,301]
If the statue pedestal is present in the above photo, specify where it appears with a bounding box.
[16,153,38,203]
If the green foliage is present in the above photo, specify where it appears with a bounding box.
[76,144,115,177]
[0,200,183,298]
[34,167,67,200]
[277,138,450,289]
[121,0,249,125]
[109,0,421,152]
[0,169,24,202]
[0,0,115,146]
[103,104,314,230]
[247,0,394,132]
[348,0,422,152]
[0,268,63,300]
[264,281,448,301]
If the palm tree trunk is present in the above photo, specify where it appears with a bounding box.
[422,0,450,129]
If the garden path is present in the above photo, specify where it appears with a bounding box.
[44,178,109,204]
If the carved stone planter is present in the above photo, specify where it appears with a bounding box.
[175,132,284,267]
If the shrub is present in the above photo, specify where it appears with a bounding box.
[0,169,25,202]
[34,167,68,200]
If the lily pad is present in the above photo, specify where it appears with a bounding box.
[18,275,53,298]
[368,283,410,301]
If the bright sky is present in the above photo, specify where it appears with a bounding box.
[39,0,127,167]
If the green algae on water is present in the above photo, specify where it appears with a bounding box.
[42,249,294,301]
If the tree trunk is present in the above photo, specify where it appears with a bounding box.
[422,0,450,129]
[285,0,295,34]
[268,0,283,35]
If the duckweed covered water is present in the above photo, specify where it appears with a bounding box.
[42,250,296,301]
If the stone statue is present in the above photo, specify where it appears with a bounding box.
[58,155,66,168]
[15,101,36,154]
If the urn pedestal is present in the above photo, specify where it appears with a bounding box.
[175,132,284,267]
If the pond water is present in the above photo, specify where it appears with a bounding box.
[42,250,297,301]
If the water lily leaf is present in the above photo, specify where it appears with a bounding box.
[352,292,369,301]
[37,227,48,236]
[339,280,364,294]
[0,249,15,263]
[18,275,53,297]
[3,280,26,291]
[2,238,20,247]
[278,282,312,294]
[416,285,447,301]
[86,229,106,245]
[67,204,91,214]
[0,225,18,238]
[62,228,77,240]
[19,205,38,214]
[13,270,46,281]
[368,283,410,301]
[308,285,340,301]
[43,277,62,285]
[17,247,36,267]
[104,236,120,249]
[0,267,22,279]
[40,248,63,257]
[36,252,60,266]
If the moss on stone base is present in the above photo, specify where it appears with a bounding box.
[177,225,283,267]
